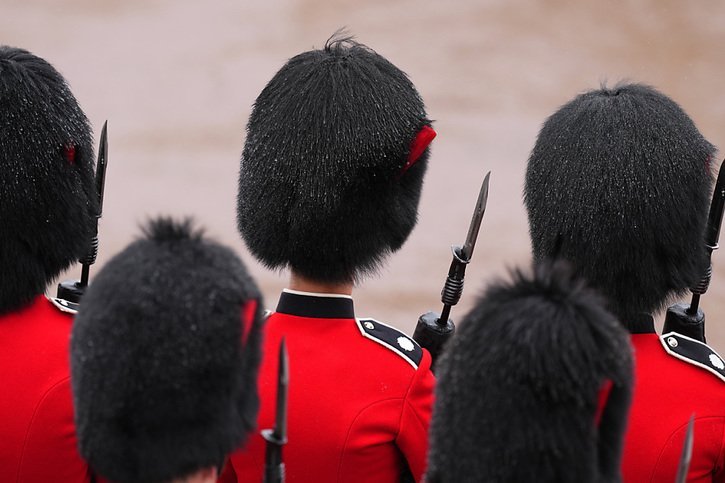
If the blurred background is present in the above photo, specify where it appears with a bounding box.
[3,0,724,351]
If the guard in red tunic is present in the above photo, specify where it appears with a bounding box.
[70,218,264,483]
[525,82,725,482]
[427,261,634,482]
[223,32,437,483]
[0,46,97,483]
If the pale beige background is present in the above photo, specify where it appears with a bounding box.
[3,0,724,352]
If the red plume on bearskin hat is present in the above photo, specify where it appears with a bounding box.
[426,262,633,482]
[70,217,264,483]
[0,46,97,313]
[524,83,714,323]
[237,32,434,283]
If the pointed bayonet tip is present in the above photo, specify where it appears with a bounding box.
[683,413,694,455]
[279,337,289,385]
[460,171,491,261]
[675,413,695,483]
[275,338,289,441]
[479,170,491,210]
[477,171,491,213]
[94,119,109,215]
[99,120,108,146]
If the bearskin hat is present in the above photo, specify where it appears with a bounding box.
[0,46,96,313]
[237,32,434,284]
[426,262,633,483]
[525,83,715,322]
[70,217,264,483]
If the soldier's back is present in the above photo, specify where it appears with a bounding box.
[0,296,91,483]
[623,331,725,483]
[226,290,434,483]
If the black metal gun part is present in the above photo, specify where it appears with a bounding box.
[413,171,490,367]
[57,121,109,303]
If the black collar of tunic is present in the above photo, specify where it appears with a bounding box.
[275,290,355,319]
[627,313,656,334]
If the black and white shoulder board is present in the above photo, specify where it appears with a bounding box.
[356,318,423,369]
[660,332,725,383]
[48,296,79,315]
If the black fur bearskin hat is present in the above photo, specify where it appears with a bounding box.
[0,46,96,313]
[237,32,434,284]
[426,262,633,483]
[525,83,715,322]
[71,217,264,483]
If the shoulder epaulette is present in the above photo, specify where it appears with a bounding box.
[660,332,725,383]
[48,296,79,315]
[356,318,423,369]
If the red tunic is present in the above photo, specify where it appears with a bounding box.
[223,290,435,483]
[0,295,92,483]
[622,318,725,482]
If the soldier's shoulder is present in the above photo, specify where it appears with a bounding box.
[355,318,423,369]
[46,296,79,315]
[660,332,725,383]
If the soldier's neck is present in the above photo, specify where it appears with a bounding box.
[289,272,353,296]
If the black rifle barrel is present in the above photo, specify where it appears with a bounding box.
[689,160,725,313]
[263,338,289,483]
[439,171,490,323]
[413,172,490,366]
[57,121,109,302]
[664,159,725,341]
[79,120,109,287]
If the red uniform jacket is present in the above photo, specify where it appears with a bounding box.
[622,317,725,482]
[0,295,92,483]
[222,290,435,483]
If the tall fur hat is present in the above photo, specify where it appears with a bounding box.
[525,83,715,322]
[426,262,633,483]
[237,32,434,283]
[70,217,264,483]
[0,46,96,313]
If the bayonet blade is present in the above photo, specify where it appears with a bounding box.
[262,339,288,482]
[273,338,289,442]
[460,171,490,261]
[78,121,109,288]
[705,160,725,249]
[95,121,109,216]
[675,413,695,483]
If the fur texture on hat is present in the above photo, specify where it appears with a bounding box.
[71,217,264,483]
[0,46,96,313]
[237,32,432,283]
[427,261,633,483]
[524,83,715,322]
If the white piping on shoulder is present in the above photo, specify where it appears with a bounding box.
[46,295,78,315]
[660,332,725,383]
[355,318,419,370]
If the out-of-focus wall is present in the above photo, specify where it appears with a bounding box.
[3,0,725,350]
